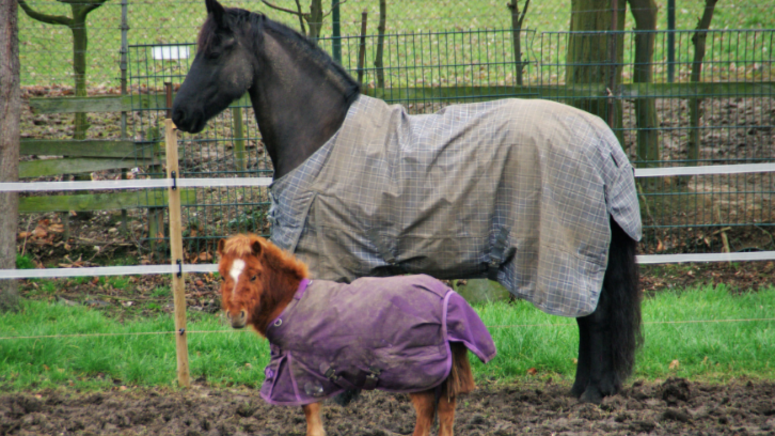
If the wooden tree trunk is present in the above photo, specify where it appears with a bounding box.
[306,0,323,44]
[0,0,21,312]
[687,0,718,164]
[71,5,90,140]
[566,0,626,145]
[629,0,659,189]
[507,0,530,86]
[374,0,386,89]
[60,5,94,230]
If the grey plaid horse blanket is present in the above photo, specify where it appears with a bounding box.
[269,95,641,318]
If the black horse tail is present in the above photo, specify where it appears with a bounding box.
[605,217,643,388]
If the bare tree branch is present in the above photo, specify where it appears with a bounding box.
[294,0,307,35]
[260,0,306,34]
[261,0,302,16]
[517,0,530,27]
[18,0,72,26]
[82,0,110,16]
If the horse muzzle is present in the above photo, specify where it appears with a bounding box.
[171,107,206,134]
[228,309,248,329]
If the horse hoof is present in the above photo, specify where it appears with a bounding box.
[579,387,604,404]
[569,383,586,399]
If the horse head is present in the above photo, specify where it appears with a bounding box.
[171,0,359,178]
[217,233,308,333]
[172,0,257,133]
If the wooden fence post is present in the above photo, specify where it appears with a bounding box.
[231,107,246,172]
[165,118,190,388]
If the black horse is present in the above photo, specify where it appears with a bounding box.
[173,0,642,404]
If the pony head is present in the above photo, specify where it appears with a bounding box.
[216,233,308,333]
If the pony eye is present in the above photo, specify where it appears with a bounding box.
[250,275,257,282]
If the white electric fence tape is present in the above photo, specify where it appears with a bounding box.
[0,163,773,280]
[0,177,272,193]
[637,251,775,264]
[1,252,773,279]
[634,163,775,178]
[0,264,219,280]
[1,163,773,193]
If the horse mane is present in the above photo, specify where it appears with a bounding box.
[197,8,360,103]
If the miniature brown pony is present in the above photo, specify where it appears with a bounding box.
[217,233,496,436]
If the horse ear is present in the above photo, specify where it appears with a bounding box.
[250,240,262,256]
[217,238,226,256]
[205,0,227,28]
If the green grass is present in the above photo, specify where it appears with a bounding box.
[0,304,268,390]
[1,284,773,391]
[471,285,775,383]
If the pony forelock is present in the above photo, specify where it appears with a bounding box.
[220,233,309,280]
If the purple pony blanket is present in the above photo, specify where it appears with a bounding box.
[260,275,496,406]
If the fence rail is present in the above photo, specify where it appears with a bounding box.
[3,161,774,279]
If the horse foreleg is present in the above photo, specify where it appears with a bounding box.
[409,390,436,436]
[437,393,457,436]
[302,402,326,436]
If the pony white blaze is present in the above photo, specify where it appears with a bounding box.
[229,259,246,301]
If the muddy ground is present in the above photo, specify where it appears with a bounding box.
[2,378,775,435]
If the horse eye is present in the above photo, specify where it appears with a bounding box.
[250,275,257,282]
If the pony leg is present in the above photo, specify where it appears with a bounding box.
[409,390,436,436]
[571,218,641,404]
[302,402,326,436]
[437,393,457,436]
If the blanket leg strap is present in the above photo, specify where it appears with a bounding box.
[488,228,517,281]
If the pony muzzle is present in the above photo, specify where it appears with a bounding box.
[229,309,248,329]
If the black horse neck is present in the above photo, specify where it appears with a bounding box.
[248,23,359,179]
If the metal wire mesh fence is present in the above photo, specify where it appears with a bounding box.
[127,43,272,260]
[125,25,774,259]
[16,0,775,259]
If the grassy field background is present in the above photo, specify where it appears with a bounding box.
[2,284,773,391]
[18,0,775,88]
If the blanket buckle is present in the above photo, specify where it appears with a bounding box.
[363,366,381,390]
[324,366,340,382]
[488,228,516,281]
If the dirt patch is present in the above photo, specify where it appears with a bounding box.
[641,261,775,294]
[2,378,774,435]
